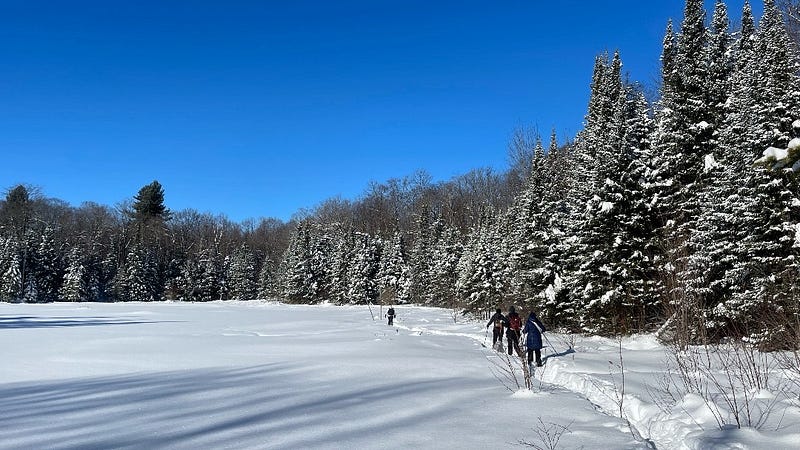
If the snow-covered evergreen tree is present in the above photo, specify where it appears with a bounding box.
[226,244,258,300]
[0,237,22,302]
[409,205,438,304]
[60,247,88,302]
[457,212,506,314]
[112,243,159,302]
[429,225,463,309]
[281,221,323,303]
[346,232,381,304]
[30,226,62,302]
[378,231,411,304]
[257,256,278,299]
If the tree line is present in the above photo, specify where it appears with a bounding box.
[2,0,799,348]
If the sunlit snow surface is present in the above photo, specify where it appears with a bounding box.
[1,302,798,449]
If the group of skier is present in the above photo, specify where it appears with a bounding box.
[385,304,547,367]
[486,306,547,367]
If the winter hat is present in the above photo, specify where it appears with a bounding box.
[509,306,516,314]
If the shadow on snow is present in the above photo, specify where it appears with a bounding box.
[0,365,463,449]
[0,316,178,329]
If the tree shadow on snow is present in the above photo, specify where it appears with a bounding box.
[0,315,179,329]
[0,364,469,449]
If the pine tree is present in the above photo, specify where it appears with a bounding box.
[60,247,88,302]
[457,213,505,314]
[112,243,159,302]
[257,256,278,299]
[379,231,411,304]
[409,205,437,304]
[329,226,355,303]
[176,257,203,301]
[199,248,225,301]
[131,181,170,225]
[0,237,22,302]
[226,244,258,300]
[507,135,552,305]
[30,226,62,302]
[281,221,321,303]
[429,225,463,309]
[346,232,381,304]
[705,0,732,138]
[702,0,800,342]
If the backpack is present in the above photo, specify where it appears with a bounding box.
[508,314,521,331]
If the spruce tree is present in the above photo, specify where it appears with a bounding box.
[456,212,505,315]
[0,237,22,302]
[257,256,278,299]
[429,225,463,309]
[226,244,258,300]
[346,232,381,304]
[112,243,159,302]
[281,221,321,303]
[30,226,62,302]
[379,231,411,304]
[60,247,87,302]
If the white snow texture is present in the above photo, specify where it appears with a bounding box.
[1,301,799,449]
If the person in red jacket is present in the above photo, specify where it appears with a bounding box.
[505,306,522,357]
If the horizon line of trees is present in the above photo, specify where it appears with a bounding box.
[2,0,800,349]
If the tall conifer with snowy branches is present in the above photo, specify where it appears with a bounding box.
[257,257,278,299]
[707,0,800,342]
[429,225,463,309]
[281,221,322,303]
[346,232,381,304]
[409,205,439,304]
[559,51,660,333]
[378,231,411,304]
[0,236,22,302]
[60,247,88,302]
[648,0,718,332]
[226,244,258,300]
[457,211,506,314]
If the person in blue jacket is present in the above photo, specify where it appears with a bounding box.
[522,311,547,366]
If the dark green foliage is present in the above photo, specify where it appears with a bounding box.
[131,181,170,224]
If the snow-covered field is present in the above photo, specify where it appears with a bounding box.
[1,301,799,449]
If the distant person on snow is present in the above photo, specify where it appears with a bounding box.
[522,311,547,367]
[486,308,507,348]
[386,307,396,326]
[505,306,523,357]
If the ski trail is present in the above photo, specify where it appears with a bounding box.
[398,320,661,449]
[393,323,485,344]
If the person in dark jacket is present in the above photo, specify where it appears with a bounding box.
[506,306,523,357]
[522,311,547,366]
[386,307,396,326]
[485,308,507,348]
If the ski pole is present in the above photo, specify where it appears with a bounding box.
[543,333,556,354]
[483,327,488,347]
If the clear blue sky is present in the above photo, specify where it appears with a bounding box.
[0,1,762,222]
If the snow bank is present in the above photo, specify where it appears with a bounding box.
[2,302,799,450]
